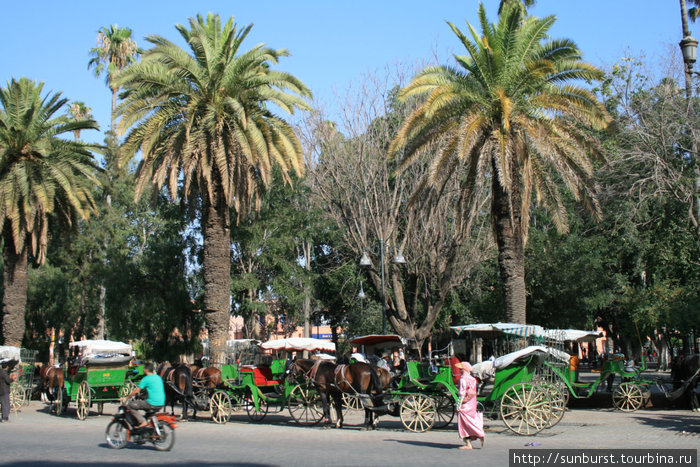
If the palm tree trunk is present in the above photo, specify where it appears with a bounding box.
[202,195,231,364]
[2,236,28,346]
[491,160,527,324]
[111,88,117,136]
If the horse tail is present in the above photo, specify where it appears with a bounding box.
[183,366,194,399]
[369,365,383,396]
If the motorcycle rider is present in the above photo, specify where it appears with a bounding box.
[123,362,165,430]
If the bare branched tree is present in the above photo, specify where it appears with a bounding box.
[601,54,698,229]
[302,68,493,351]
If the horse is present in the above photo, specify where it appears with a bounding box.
[334,361,391,429]
[37,363,65,413]
[287,358,344,428]
[670,354,700,412]
[288,359,390,429]
[189,365,223,389]
[157,362,194,419]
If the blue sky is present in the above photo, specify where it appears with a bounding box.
[1,1,696,144]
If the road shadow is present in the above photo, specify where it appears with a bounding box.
[386,439,461,450]
[3,463,273,467]
[632,413,700,435]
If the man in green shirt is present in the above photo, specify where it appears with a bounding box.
[124,362,165,429]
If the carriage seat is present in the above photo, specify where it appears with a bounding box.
[443,357,461,385]
[240,365,280,386]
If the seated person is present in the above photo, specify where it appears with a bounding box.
[366,354,391,373]
[124,362,165,430]
[391,347,406,375]
[350,352,368,364]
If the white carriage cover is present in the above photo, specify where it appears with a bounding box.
[0,345,21,363]
[69,339,132,355]
[69,340,132,364]
[260,337,335,352]
[493,345,570,370]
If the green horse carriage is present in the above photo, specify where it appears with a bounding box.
[62,340,142,420]
[1,346,38,411]
[347,324,569,435]
[536,329,654,412]
[205,337,331,425]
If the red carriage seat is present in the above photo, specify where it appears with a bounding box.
[240,366,280,386]
[444,356,461,385]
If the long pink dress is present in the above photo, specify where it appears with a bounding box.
[457,370,484,439]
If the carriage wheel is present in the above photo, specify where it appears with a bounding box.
[10,382,25,410]
[400,394,436,433]
[287,384,324,426]
[243,394,268,422]
[541,384,566,429]
[228,393,244,412]
[342,393,362,414]
[432,394,455,428]
[118,381,135,400]
[499,383,551,436]
[210,390,232,424]
[76,381,91,420]
[54,386,65,416]
[612,382,644,412]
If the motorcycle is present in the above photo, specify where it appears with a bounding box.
[105,404,178,451]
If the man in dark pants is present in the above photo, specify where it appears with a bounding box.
[0,361,18,422]
[123,362,165,429]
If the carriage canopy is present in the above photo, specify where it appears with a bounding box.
[69,340,132,356]
[0,345,21,363]
[349,334,405,346]
[450,322,545,338]
[260,337,335,353]
[537,329,603,343]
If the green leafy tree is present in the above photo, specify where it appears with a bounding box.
[0,78,100,345]
[115,13,311,355]
[389,4,610,323]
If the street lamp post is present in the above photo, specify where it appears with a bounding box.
[679,0,700,235]
[359,239,406,334]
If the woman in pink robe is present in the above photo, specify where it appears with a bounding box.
[456,361,484,449]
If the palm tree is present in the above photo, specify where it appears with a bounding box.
[498,0,536,14]
[388,4,610,323]
[115,13,311,353]
[0,78,100,345]
[88,25,139,135]
[68,101,92,140]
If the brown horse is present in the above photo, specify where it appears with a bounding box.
[157,362,194,419]
[288,359,345,428]
[189,365,223,389]
[670,354,700,412]
[38,363,65,413]
[334,361,391,429]
[288,359,390,429]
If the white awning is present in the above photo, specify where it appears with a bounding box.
[0,346,21,362]
[537,329,603,343]
[69,340,132,355]
[451,322,545,338]
[260,337,335,352]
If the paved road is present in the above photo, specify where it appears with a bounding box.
[1,390,698,467]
